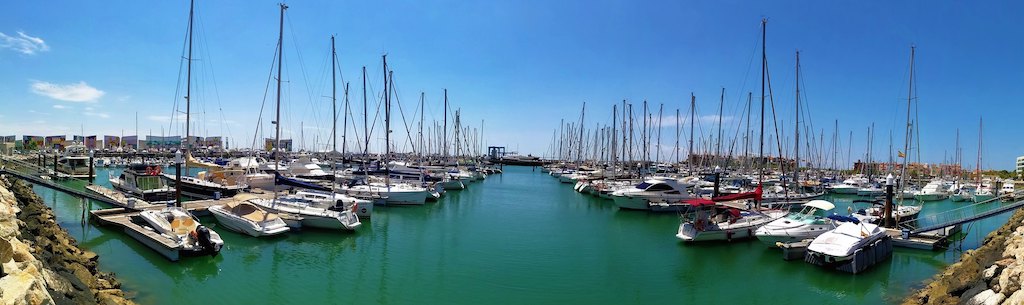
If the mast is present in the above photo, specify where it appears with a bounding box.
[273,3,287,204]
[898,46,915,197]
[688,93,695,175]
[443,89,448,160]
[794,51,800,189]
[184,0,195,176]
[578,102,586,163]
[330,35,337,192]
[759,18,767,183]
[362,66,368,163]
[717,88,724,166]
[383,56,390,186]
[656,103,663,165]
[977,117,982,185]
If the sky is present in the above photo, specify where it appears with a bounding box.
[2,1,1022,170]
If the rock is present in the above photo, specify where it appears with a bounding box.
[0,238,14,263]
[995,258,1016,268]
[0,270,56,305]
[962,289,1004,305]
[960,282,989,303]
[997,263,1023,295]
[984,265,1001,282]
[40,268,77,297]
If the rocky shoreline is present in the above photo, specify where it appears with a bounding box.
[903,208,1024,305]
[0,175,135,305]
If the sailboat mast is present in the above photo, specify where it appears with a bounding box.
[331,35,337,155]
[362,67,368,159]
[794,51,800,187]
[688,93,695,175]
[759,18,767,182]
[443,89,449,160]
[184,0,195,174]
[274,3,286,172]
[383,55,390,186]
[899,46,915,193]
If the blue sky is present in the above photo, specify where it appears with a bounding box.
[2,1,1022,169]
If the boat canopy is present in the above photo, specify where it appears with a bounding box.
[710,184,763,202]
[826,214,860,224]
[683,198,716,207]
[803,200,835,211]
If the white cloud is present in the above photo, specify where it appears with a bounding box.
[699,114,734,124]
[30,80,105,102]
[85,111,110,119]
[0,31,49,55]
[52,104,67,109]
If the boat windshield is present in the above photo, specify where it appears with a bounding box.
[136,176,165,191]
[635,182,652,190]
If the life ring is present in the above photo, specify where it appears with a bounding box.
[360,208,367,214]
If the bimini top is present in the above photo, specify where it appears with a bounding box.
[803,200,835,211]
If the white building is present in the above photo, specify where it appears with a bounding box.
[1018,156,1024,178]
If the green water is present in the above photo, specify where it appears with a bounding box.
[29,166,1012,304]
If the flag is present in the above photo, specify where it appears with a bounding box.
[898,151,905,158]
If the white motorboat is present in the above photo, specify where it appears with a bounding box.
[806,221,886,263]
[913,180,949,201]
[828,183,860,194]
[286,155,333,181]
[209,200,291,237]
[224,157,275,190]
[611,178,695,210]
[137,207,224,256]
[974,186,997,203]
[754,200,840,245]
[856,186,884,197]
[676,198,787,242]
[251,197,361,231]
[852,202,922,224]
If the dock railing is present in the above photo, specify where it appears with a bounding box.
[899,192,1024,235]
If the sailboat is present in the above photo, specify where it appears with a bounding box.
[249,4,360,231]
[141,0,224,255]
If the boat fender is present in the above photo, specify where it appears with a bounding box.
[195,226,217,257]
[695,219,706,231]
[352,203,359,214]
[726,230,733,241]
[361,208,368,214]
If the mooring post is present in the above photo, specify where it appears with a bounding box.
[88,150,95,183]
[884,173,894,228]
[53,153,58,175]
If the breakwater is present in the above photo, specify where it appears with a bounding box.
[904,208,1024,305]
[0,175,135,305]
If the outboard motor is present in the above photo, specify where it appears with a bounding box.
[195,225,218,256]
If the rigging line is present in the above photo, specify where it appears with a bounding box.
[285,13,324,145]
[168,10,191,141]
[250,41,281,151]
[389,74,418,153]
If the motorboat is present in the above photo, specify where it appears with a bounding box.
[56,144,92,179]
[851,201,922,224]
[611,178,695,210]
[341,182,431,205]
[913,180,949,201]
[137,206,224,256]
[286,155,334,181]
[805,220,886,263]
[828,183,860,195]
[676,199,786,242]
[250,197,361,230]
[224,157,275,190]
[208,199,291,237]
[974,184,996,203]
[110,163,175,204]
[162,153,247,199]
[754,200,840,245]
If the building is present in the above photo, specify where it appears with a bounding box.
[145,136,182,151]
[1017,156,1024,178]
[264,138,293,152]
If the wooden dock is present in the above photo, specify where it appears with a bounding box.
[89,193,272,261]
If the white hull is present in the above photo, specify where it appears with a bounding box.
[209,205,290,237]
[913,193,948,201]
[611,195,650,210]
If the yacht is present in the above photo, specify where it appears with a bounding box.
[611,178,695,210]
[162,153,247,199]
[341,182,431,205]
[110,163,175,204]
[250,197,361,231]
[974,182,996,203]
[286,155,334,181]
[676,202,786,242]
[137,207,224,256]
[914,180,949,201]
[754,200,840,245]
[805,220,886,264]
[1000,182,1016,201]
[852,202,922,224]
[208,199,291,237]
[56,144,92,179]
[225,157,275,190]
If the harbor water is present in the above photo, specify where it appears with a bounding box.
[31,165,1013,304]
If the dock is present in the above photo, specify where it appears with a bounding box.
[89,193,271,261]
